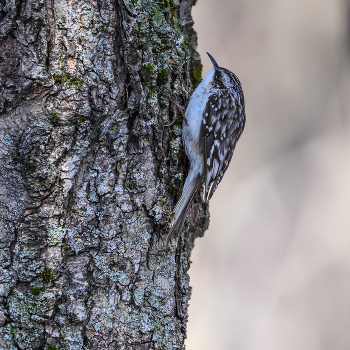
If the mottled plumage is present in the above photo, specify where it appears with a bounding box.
[169,53,246,238]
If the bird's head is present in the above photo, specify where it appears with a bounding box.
[206,52,242,91]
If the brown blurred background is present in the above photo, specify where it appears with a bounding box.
[187,0,350,349]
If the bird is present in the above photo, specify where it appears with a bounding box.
[169,52,246,238]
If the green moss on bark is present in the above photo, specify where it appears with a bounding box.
[41,266,53,282]
[51,73,86,89]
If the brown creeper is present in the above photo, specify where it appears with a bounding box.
[169,53,246,236]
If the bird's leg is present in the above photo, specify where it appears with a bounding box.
[162,92,188,147]
[163,103,178,128]
[162,104,177,148]
[164,92,188,127]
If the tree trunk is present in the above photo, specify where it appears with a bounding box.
[0,0,208,349]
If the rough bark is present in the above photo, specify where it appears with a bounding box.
[0,0,208,349]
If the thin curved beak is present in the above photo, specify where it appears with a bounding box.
[206,52,219,69]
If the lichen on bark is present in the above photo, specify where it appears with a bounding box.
[0,0,208,349]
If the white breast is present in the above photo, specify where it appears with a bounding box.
[182,69,215,184]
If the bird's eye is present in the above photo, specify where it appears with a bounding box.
[217,74,222,79]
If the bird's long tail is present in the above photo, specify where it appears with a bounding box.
[168,177,203,242]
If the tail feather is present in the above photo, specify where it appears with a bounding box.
[168,177,202,242]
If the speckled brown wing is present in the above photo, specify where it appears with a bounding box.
[202,91,245,201]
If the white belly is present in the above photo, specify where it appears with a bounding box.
[182,69,215,186]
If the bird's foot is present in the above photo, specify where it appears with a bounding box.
[164,92,188,127]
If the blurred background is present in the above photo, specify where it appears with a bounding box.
[186,0,350,349]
